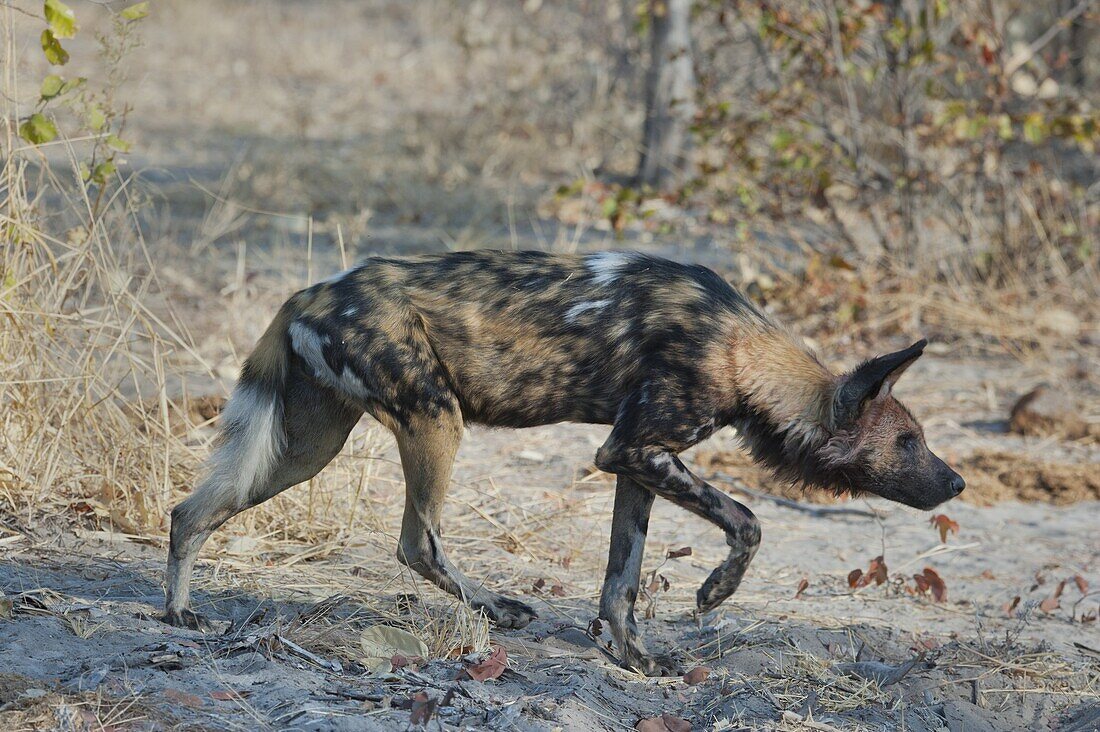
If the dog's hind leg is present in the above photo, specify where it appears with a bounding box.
[393,411,538,629]
[165,366,361,629]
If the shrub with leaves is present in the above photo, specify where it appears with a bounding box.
[690,0,1097,286]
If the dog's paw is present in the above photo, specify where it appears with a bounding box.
[627,651,681,677]
[163,607,213,632]
[476,595,538,630]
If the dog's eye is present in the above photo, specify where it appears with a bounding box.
[897,433,918,451]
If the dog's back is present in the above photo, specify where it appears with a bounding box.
[290,249,770,427]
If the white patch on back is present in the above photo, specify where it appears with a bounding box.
[342,306,358,318]
[564,299,611,322]
[318,264,361,285]
[586,251,637,286]
[288,321,376,403]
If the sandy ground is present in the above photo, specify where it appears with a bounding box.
[2,404,1099,730]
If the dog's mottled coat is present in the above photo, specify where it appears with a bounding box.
[165,250,964,675]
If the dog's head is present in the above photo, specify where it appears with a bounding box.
[819,339,964,509]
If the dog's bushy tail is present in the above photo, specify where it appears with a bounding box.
[202,300,296,505]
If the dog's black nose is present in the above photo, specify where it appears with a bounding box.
[950,474,966,496]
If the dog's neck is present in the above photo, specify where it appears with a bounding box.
[721,327,853,492]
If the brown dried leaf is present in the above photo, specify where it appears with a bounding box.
[636,714,692,732]
[447,644,474,659]
[683,666,711,685]
[532,578,546,593]
[1073,574,1089,595]
[465,645,507,682]
[164,688,204,708]
[867,556,889,586]
[550,584,566,597]
[794,577,809,599]
[1003,596,1020,616]
[912,573,930,594]
[847,569,863,588]
[667,546,692,559]
[409,691,437,726]
[210,689,250,701]
[1040,596,1060,613]
[921,567,947,603]
[588,617,603,637]
[1053,579,1066,599]
[929,514,959,543]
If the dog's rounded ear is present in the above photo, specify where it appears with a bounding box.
[832,339,927,427]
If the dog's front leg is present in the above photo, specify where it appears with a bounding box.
[597,443,762,616]
[599,475,679,676]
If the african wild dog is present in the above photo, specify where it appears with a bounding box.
[165,250,964,675]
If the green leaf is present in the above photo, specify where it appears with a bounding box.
[771,129,795,153]
[91,160,116,185]
[44,0,78,39]
[40,74,64,99]
[85,105,106,131]
[106,134,131,152]
[1023,113,1045,144]
[121,1,149,20]
[60,76,85,94]
[41,29,70,65]
[19,113,58,144]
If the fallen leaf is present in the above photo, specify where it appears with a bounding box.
[683,666,711,685]
[360,625,429,675]
[1074,575,1089,595]
[1040,596,1060,613]
[636,714,692,732]
[1003,596,1021,616]
[667,547,692,559]
[210,690,249,701]
[164,688,204,708]
[466,645,507,682]
[409,691,437,726]
[1053,579,1066,599]
[980,570,996,580]
[550,584,566,597]
[911,567,947,602]
[588,617,603,637]
[930,514,959,543]
[847,569,863,588]
[447,644,474,659]
[532,578,546,593]
[926,568,947,602]
[795,577,809,599]
[867,556,889,586]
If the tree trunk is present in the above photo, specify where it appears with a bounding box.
[637,0,695,190]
